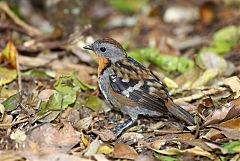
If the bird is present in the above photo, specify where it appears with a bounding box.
[84,38,195,136]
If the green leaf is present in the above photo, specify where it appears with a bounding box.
[37,91,71,117]
[0,67,17,86]
[154,152,178,161]
[22,69,56,78]
[199,25,240,55]
[37,99,61,122]
[213,26,238,45]
[71,72,96,90]
[128,48,194,73]
[106,0,148,13]
[85,94,103,111]
[37,101,48,115]
[37,73,96,117]
[223,141,240,153]
[1,92,22,111]
[48,92,65,110]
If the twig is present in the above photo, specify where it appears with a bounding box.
[153,130,191,135]
[16,49,22,91]
[0,118,29,128]
[173,87,228,102]
[0,1,42,37]
[31,111,52,124]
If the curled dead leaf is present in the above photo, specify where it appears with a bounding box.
[0,41,17,69]
[208,124,240,140]
[204,98,240,126]
[112,144,138,160]
[81,132,89,147]
[205,118,240,140]
[84,137,101,157]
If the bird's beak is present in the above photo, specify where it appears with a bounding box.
[83,45,94,51]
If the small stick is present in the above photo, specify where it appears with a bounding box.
[0,118,29,128]
[16,49,22,91]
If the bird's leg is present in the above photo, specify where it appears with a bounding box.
[114,118,136,137]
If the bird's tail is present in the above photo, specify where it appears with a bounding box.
[166,100,195,126]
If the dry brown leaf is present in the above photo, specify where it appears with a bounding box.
[150,146,215,160]
[61,107,80,124]
[149,121,166,130]
[177,132,196,140]
[0,151,93,161]
[0,41,17,69]
[204,98,240,126]
[223,76,240,92]
[51,60,96,83]
[92,129,116,141]
[38,89,54,101]
[221,117,240,130]
[84,137,101,157]
[151,140,167,150]
[0,104,5,121]
[19,55,55,67]
[134,153,157,161]
[117,132,144,145]
[205,118,240,140]
[208,125,240,140]
[204,141,228,154]
[180,139,212,151]
[204,128,224,141]
[74,116,93,131]
[24,122,80,153]
[112,144,138,160]
[224,98,240,121]
[94,154,111,161]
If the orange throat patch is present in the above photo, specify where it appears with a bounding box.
[97,57,109,77]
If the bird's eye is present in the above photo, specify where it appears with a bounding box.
[100,47,106,52]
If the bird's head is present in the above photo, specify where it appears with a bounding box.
[83,38,127,63]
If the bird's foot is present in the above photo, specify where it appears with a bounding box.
[114,118,135,137]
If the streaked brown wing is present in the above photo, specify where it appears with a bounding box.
[109,57,170,114]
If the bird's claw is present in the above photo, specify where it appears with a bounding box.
[114,118,134,137]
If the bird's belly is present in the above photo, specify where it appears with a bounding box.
[121,105,164,118]
[98,75,121,110]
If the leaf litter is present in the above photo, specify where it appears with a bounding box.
[1,1,240,161]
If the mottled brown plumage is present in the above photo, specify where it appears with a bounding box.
[84,38,195,136]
